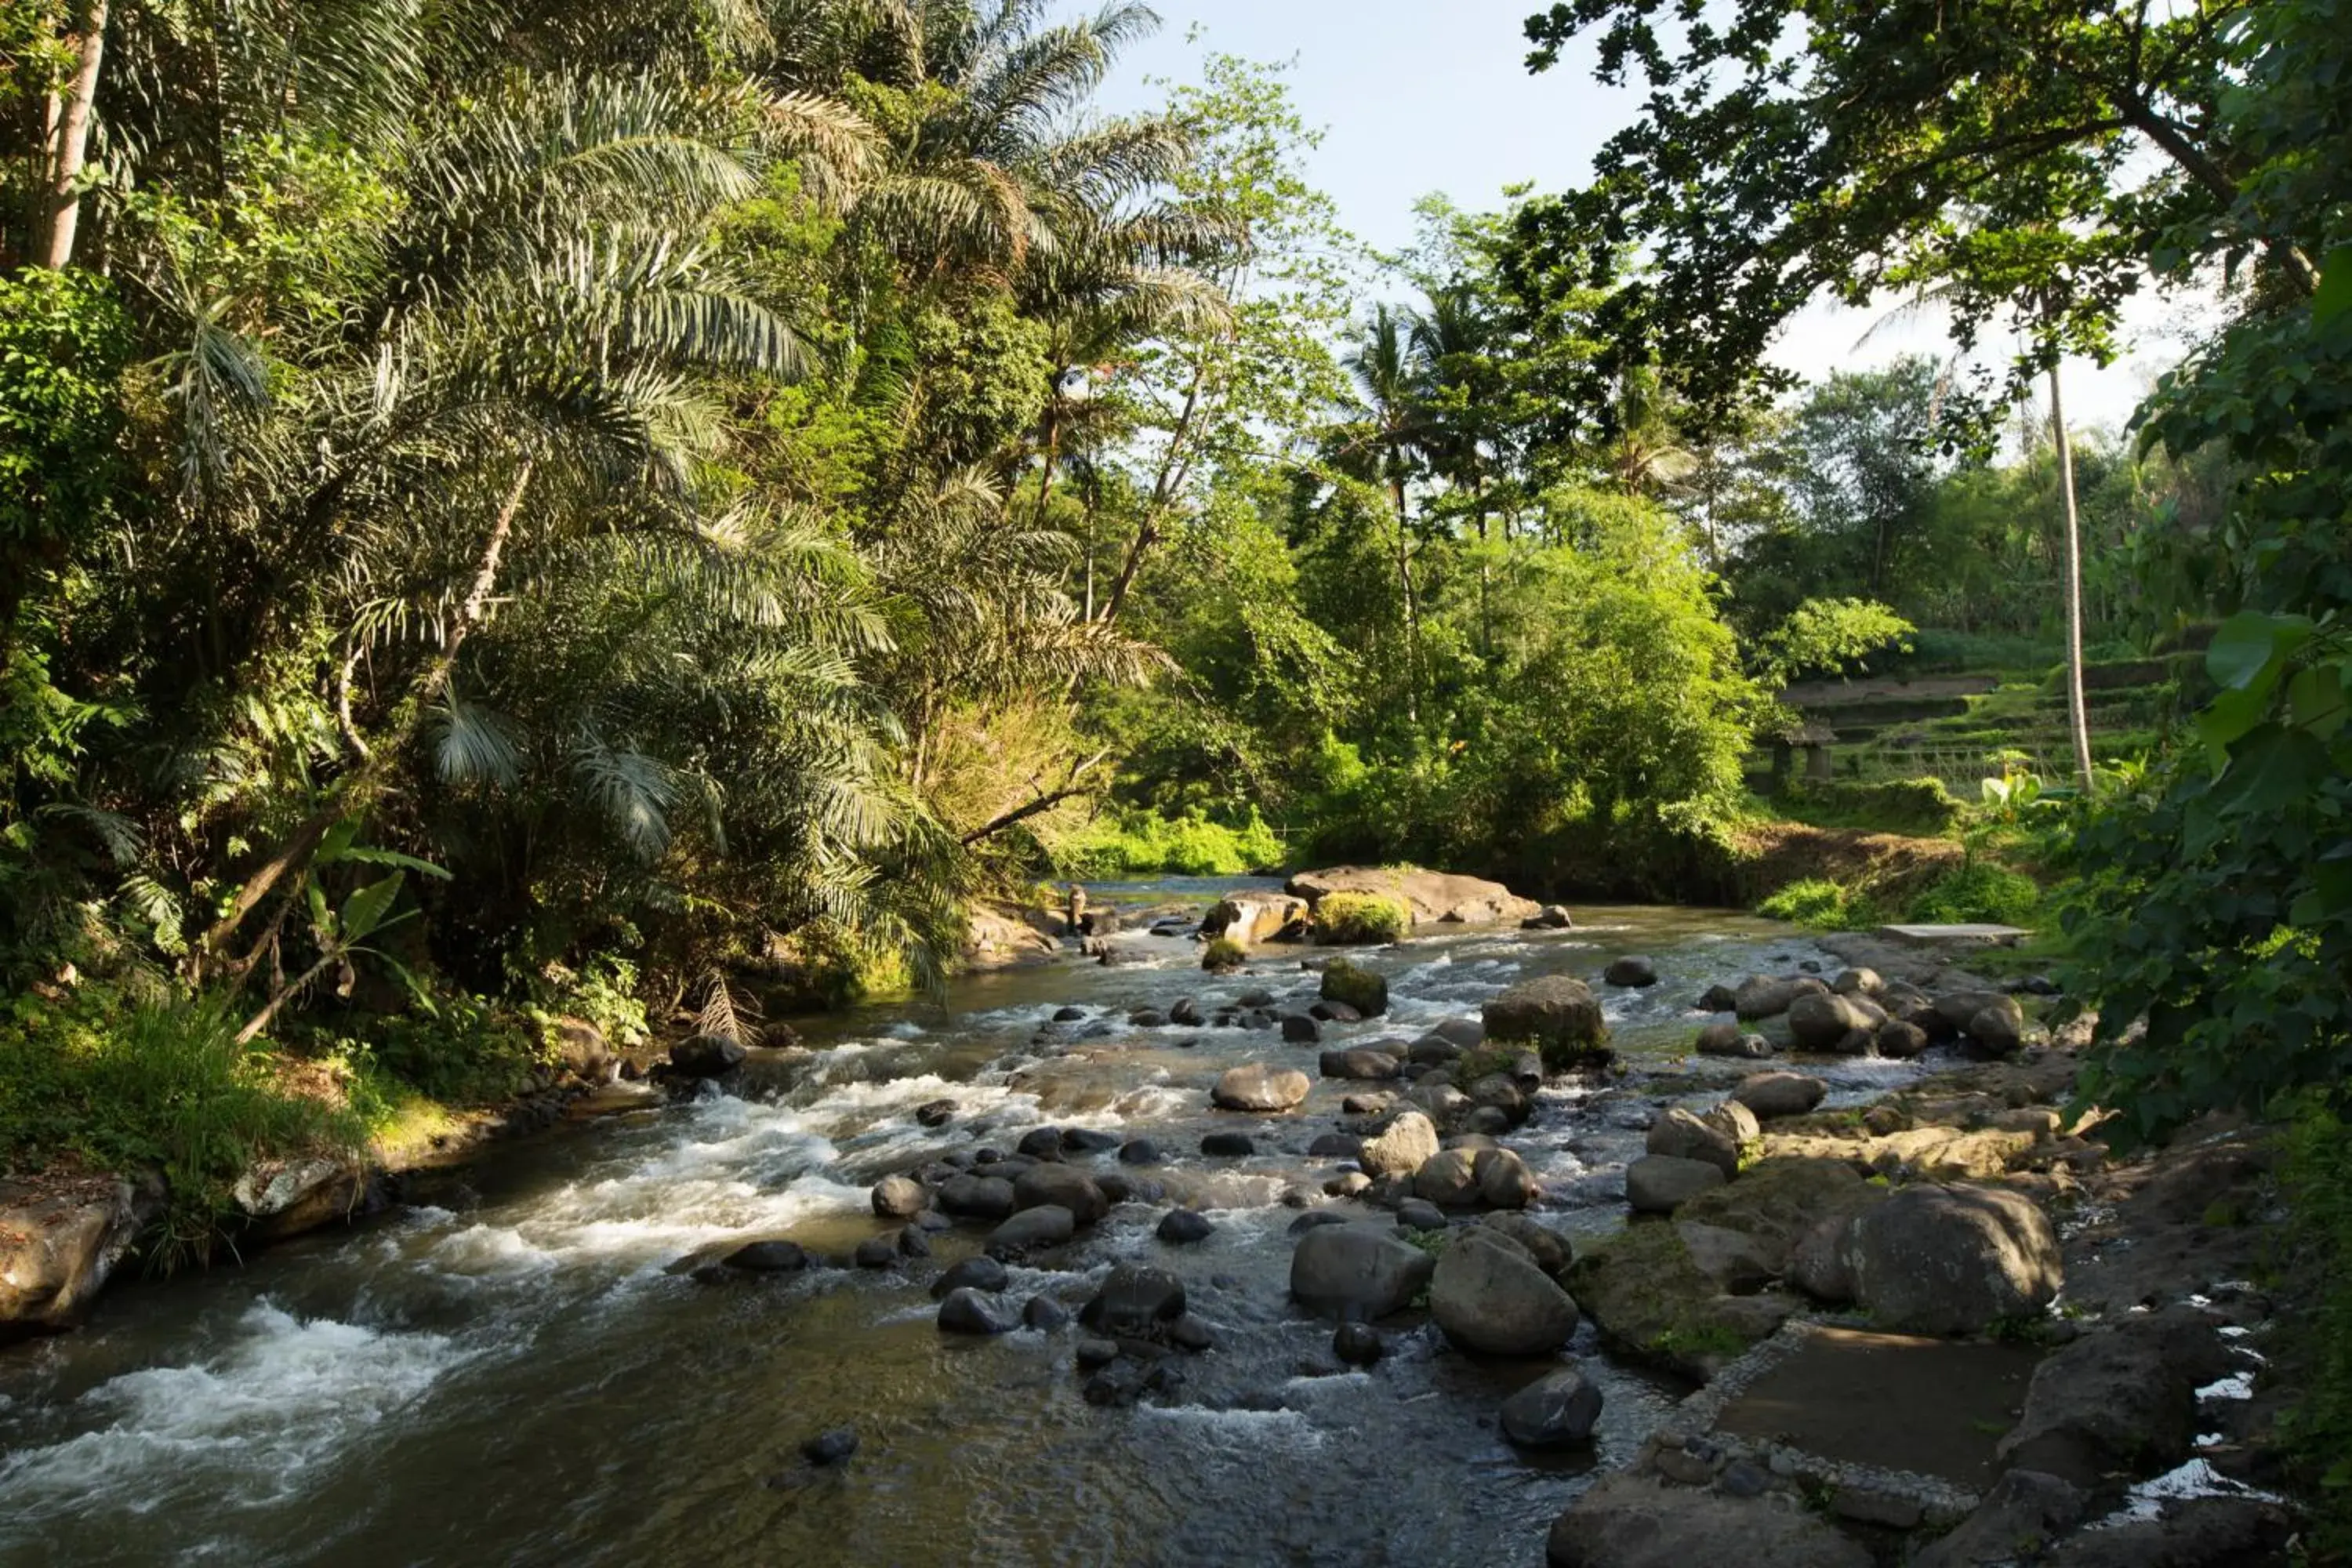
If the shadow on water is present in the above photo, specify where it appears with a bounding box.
[0,890,1929,1568]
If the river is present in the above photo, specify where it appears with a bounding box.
[0,886,1924,1567]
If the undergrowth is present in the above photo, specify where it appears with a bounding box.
[2276,1103,2352,1555]
[1051,807,1284,879]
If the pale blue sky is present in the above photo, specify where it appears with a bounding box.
[1093,1,2188,434]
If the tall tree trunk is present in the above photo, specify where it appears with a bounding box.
[2049,364,2094,788]
[40,0,109,270]
[196,461,535,974]
[1390,472,1421,727]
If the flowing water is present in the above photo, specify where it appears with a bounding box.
[0,888,1929,1568]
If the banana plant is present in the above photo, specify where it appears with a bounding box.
[234,822,449,1044]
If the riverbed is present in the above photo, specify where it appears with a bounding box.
[0,891,1931,1567]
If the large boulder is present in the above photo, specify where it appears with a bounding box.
[1319,956,1389,1018]
[1358,1111,1441,1178]
[1965,999,2027,1058]
[937,1287,1021,1334]
[1201,893,1308,946]
[1732,1072,1828,1120]
[1211,1064,1311,1113]
[1289,1224,1436,1320]
[1564,1221,1798,1378]
[1287,866,1539,927]
[1080,1264,1188,1337]
[1675,1157,1869,1272]
[1625,1154,1726,1214]
[1545,1472,1875,1568]
[1319,1047,1403,1081]
[667,1033,746,1076]
[986,1204,1076,1258]
[1602,955,1659,988]
[1501,1367,1603,1449]
[1788,991,1876,1051]
[1734,975,1802,1020]
[1645,1108,1740,1178]
[1011,1164,1109,1225]
[1483,975,1610,1070]
[1910,1470,2086,1568]
[1475,1147,1539,1210]
[1849,1182,2062,1334]
[1429,1228,1580,1356]
[871,1174,928,1218]
[1697,1021,1772,1059]
[232,1156,368,1242]
[1475,1212,1573,1279]
[1414,1148,1483,1207]
[936,1174,1018,1220]
[1994,1308,2235,1487]
[0,1179,151,1337]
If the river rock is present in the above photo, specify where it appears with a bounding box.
[1406,1034,1462,1069]
[930,1256,1010,1299]
[1695,1021,1759,1058]
[1200,1131,1255,1157]
[1645,1108,1740,1178]
[1287,866,1537,927]
[1788,991,1875,1051]
[1289,1224,1436,1320]
[1909,1470,2085,1568]
[937,1174,1018,1221]
[1850,1182,2062,1334]
[1965,999,2027,1058]
[1475,1147,1539,1210]
[1395,1197,1449,1231]
[1523,904,1574,930]
[1876,1019,1932,1058]
[1994,1307,2235,1488]
[1022,1294,1071,1332]
[1319,956,1389,1017]
[1117,1138,1163,1165]
[667,1033,746,1076]
[1334,1322,1384,1364]
[1319,1047,1402,1081]
[1833,967,1882,996]
[723,1239,811,1273]
[897,1225,931,1259]
[1095,1171,1161,1205]
[1202,893,1308,946]
[1080,1265,1187,1337]
[1018,1127,1069,1162]
[1602,955,1658,988]
[1414,1149,1482,1207]
[1545,1472,1875,1568]
[851,1236,896,1269]
[1430,1228,1579,1356]
[1060,1127,1120,1156]
[1483,975,1610,1069]
[1156,1208,1214,1244]
[1212,1064,1311,1112]
[1625,1154,1726,1214]
[915,1098,957,1127]
[987,1204,1076,1257]
[1476,1213,1572,1279]
[1733,975,1800,1020]
[871,1175,928,1218]
[938,1287,1021,1335]
[1501,1367,1603,1448]
[1279,1013,1322,1044]
[1732,1072,1828,1120]
[1308,1132,1364,1160]
[1012,1165,1109,1225]
[1359,1111,1440,1178]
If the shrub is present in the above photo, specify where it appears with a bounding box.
[1053,807,1285,879]
[1756,878,1882,931]
[1777,778,1962,833]
[1201,936,1245,973]
[1907,862,2042,926]
[0,989,366,1263]
[2278,1104,2352,1557]
[1313,891,1409,945]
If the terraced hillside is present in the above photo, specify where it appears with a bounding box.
[1762,648,2208,796]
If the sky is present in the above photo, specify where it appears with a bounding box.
[1091,0,2198,436]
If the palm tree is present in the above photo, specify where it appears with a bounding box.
[1341,303,1432,723]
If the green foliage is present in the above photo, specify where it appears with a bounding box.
[1754,598,1916,685]
[0,267,126,555]
[1313,892,1409,946]
[1773,779,1962,834]
[1907,862,2043,927]
[1051,808,1284,880]
[2278,1102,2352,1553]
[0,989,365,1261]
[317,992,545,1106]
[1758,878,1884,931]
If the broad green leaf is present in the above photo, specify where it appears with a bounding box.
[317,818,361,865]
[2206,611,2308,691]
[339,872,405,943]
[2196,687,2273,756]
[2315,245,2352,325]
[306,877,331,939]
[333,846,453,880]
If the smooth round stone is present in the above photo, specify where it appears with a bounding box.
[1334,1323,1384,1366]
[800,1427,859,1465]
[1156,1208,1214,1244]
[1201,1132,1256,1157]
